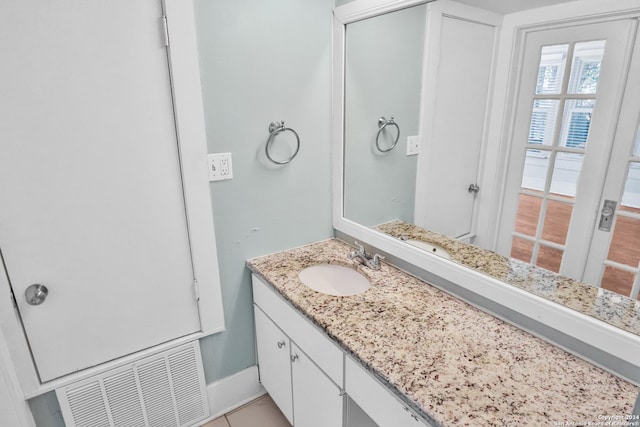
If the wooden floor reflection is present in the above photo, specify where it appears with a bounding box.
[511,193,640,300]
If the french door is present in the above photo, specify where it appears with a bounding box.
[499,19,640,299]
[583,32,640,299]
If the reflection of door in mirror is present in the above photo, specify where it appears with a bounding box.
[499,19,640,299]
[414,3,500,241]
[584,53,640,300]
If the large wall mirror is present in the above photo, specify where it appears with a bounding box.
[333,0,640,368]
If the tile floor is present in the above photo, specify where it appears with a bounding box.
[201,394,291,427]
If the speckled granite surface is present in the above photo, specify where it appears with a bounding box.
[375,220,640,337]
[247,239,638,427]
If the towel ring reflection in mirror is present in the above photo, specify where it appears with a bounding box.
[265,121,300,165]
[376,116,400,153]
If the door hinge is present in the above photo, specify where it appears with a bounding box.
[162,15,169,47]
[193,279,200,301]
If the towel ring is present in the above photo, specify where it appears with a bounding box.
[376,117,400,153]
[265,121,300,165]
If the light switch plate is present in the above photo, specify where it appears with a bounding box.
[406,136,420,156]
[208,153,233,182]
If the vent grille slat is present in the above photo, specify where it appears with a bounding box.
[104,371,145,427]
[139,359,177,427]
[56,341,208,427]
[169,348,205,425]
[66,383,111,427]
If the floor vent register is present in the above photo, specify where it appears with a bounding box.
[56,341,209,427]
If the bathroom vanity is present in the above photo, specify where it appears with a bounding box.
[247,239,638,427]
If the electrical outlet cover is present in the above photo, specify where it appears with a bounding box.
[207,153,233,182]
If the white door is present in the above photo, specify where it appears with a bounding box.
[414,6,498,239]
[498,19,639,297]
[0,0,201,381]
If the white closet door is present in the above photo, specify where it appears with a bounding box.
[0,0,201,381]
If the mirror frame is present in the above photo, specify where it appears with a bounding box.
[332,0,640,369]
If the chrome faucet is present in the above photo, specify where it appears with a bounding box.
[347,242,384,270]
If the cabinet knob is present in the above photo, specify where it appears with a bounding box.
[277,340,286,349]
[290,354,299,363]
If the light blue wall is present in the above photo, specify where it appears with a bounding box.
[343,4,426,227]
[29,393,65,427]
[27,1,334,426]
[193,0,334,383]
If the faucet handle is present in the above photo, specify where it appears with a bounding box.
[369,253,385,270]
[347,241,366,261]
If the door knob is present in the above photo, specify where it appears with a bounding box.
[25,284,48,306]
[598,199,617,232]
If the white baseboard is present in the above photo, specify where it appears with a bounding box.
[204,365,266,422]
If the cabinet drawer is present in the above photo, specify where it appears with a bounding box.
[252,275,343,386]
[345,356,432,427]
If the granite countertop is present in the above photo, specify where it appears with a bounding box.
[375,220,640,337]
[247,238,638,427]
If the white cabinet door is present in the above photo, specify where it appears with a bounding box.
[254,307,293,424]
[0,0,201,382]
[252,275,344,385]
[290,342,343,427]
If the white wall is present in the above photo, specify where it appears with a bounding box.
[0,328,35,427]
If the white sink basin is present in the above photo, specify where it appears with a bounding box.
[299,264,370,296]
[405,239,452,260]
